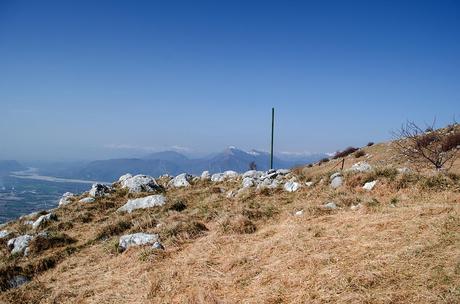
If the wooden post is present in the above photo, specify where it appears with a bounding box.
[270,108,274,170]
[341,158,345,170]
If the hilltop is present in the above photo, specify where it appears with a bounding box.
[0,128,459,304]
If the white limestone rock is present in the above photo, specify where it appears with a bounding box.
[349,162,372,173]
[118,233,160,251]
[117,195,166,213]
[118,173,133,183]
[295,210,304,216]
[0,230,10,239]
[284,181,300,192]
[168,173,192,188]
[276,169,291,175]
[242,177,255,188]
[200,171,211,180]
[397,167,411,174]
[242,170,262,179]
[305,181,314,187]
[7,234,33,255]
[79,197,95,203]
[330,176,343,189]
[224,170,238,179]
[330,172,342,180]
[324,202,337,210]
[89,183,112,197]
[32,213,56,230]
[211,173,225,182]
[58,192,75,206]
[363,180,377,191]
[350,203,363,211]
[121,174,160,193]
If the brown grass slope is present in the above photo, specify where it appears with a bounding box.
[1,139,459,304]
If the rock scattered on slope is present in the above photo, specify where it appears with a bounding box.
[305,181,314,187]
[117,195,166,213]
[7,234,33,255]
[121,174,161,193]
[242,177,255,188]
[89,183,112,197]
[58,192,75,206]
[330,174,343,189]
[284,181,300,192]
[168,173,192,188]
[153,241,165,250]
[118,233,160,251]
[7,275,29,289]
[242,170,263,179]
[349,161,372,173]
[118,173,133,183]
[32,213,56,230]
[79,197,95,203]
[0,230,10,239]
[200,171,210,180]
[324,202,337,210]
[363,180,377,191]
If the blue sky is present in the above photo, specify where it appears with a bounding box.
[0,0,459,160]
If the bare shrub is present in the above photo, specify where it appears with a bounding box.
[354,150,366,158]
[249,161,257,170]
[333,147,359,159]
[393,121,459,170]
[367,142,374,146]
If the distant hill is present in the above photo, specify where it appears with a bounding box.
[52,147,326,182]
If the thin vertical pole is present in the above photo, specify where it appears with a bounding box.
[270,107,274,169]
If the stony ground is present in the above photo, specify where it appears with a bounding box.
[1,141,459,304]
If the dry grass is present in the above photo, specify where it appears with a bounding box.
[1,143,460,303]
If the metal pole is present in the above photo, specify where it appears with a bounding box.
[270,107,274,169]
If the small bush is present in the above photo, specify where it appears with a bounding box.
[219,215,256,234]
[318,157,330,165]
[422,174,452,190]
[162,220,208,240]
[56,222,74,231]
[307,163,313,168]
[442,131,460,152]
[374,167,399,180]
[28,233,76,255]
[367,142,374,146]
[168,200,187,212]
[354,150,366,158]
[333,147,359,159]
[96,219,132,240]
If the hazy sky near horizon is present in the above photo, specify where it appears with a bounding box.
[1,0,459,160]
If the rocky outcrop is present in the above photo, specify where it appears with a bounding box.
[79,197,95,203]
[117,195,166,213]
[120,174,161,193]
[200,171,211,180]
[118,233,160,251]
[58,192,75,206]
[349,162,372,173]
[168,173,192,188]
[284,181,300,192]
[363,180,377,191]
[7,235,33,255]
[89,183,112,197]
[330,173,343,189]
[0,230,10,239]
[32,213,56,230]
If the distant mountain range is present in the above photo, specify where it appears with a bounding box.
[2,148,326,182]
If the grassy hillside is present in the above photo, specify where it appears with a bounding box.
[1,135,459,304]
